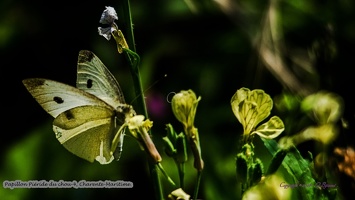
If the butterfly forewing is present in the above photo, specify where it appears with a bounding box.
[22,78,111,118]
[76,50,126,108]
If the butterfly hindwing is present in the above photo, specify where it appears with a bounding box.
[22,78,111,118]
[53,106,120,164]
[76,50,126,108]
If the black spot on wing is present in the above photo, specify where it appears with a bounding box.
[86,79,93,88]
[78,50,95,63]
[64,110,74,120]
[53,96,64,104]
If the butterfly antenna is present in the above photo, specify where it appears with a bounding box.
[129,74,168,104]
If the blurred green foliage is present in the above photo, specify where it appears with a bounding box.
[1,0,355,199]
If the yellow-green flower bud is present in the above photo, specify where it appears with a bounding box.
[171,90,201,131]
[171,90,204,171]
[250,158,263,185]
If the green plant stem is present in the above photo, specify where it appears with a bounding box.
[193,170,202,200]
[120,1,163,199]
[175,160,185,189]
[120,0,147,117]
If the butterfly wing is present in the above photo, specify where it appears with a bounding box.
[23,78,112,118]
[76,50,126,108]
[53,106,125,164]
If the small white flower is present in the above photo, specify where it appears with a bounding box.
[99,6,118,25]
[127,115,146,130]
[98,6,118,41]
[98,26,115,40]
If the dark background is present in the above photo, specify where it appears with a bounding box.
[1,0,355,199]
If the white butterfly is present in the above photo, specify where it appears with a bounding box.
[23,50,136,164]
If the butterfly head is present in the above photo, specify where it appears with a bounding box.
[117,104,136,120]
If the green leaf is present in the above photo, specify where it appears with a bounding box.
[252,116,285,139]
[261,138,318,200]
[265,148,288,175]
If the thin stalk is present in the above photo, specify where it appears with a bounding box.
[174,160,185,189]
[120,0,147,117]
[193,170,202,200]
[120,1,163,199]
[179,163,185,189]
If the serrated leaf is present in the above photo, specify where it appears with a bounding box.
[252,116,285,139]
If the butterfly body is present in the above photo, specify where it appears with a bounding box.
[23,50,134,164]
